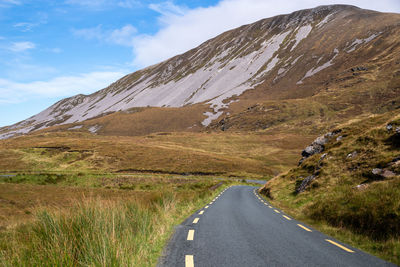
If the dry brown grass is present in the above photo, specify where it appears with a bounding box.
[40,104,208,137]
[260,110,400,264]
[0,183,150,230]
[0,131,313,178]
[0,177,221,266]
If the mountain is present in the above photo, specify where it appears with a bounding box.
[1,5,400,139]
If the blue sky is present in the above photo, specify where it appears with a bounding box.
[0,0,399,127]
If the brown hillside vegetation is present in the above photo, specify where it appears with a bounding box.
[260,110,400,264]
[40,104,208,137]
[0,131,314,178]
[0,176,223,266]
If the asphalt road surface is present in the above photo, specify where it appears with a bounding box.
[159,185,395,267]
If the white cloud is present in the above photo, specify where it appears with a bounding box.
[72,25,104,40]
[131,0,400,68]
[3,62,58,82]
[117,0,140,8]
[65,0,140,9]
[65,0,108,8]
[14,22,38,32]
[9,41,36,52]
[73,24,137,46]
[108,25,137,46]
[149,1,187,17]
[13,13,48,32]
[0,71,126,103]
[0,0,20,6]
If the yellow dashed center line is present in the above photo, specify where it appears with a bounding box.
[187,230,195,241]
[325,239,354,253]
[268,206,273,208]
[297,224,312,232]
[184,186,341,267]
[185,255,194,267]
[282,215,292,221]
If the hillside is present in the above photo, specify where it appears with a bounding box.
[1,4,399,139]
[260,110,400,263]
[0,130,315,178]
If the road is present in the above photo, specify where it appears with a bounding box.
[158,185,395,267]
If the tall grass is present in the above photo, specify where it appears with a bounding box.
[259,112,400,264]
[0,189,213,266]
[305,179,400,240]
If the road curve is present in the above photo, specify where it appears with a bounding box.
[158,185,394,267]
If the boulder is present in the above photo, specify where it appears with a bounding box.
[382,170,396,178]
[314,136,329,146]
[347,151,358,159]
[296,174,316,193]
[372,168,383,175]
[299,130,341,165]
[371,168,397,178]
[302,144,324,157]
[386,124,393,131]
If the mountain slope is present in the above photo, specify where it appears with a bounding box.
[1,5,400,139]
[259,110,400,264]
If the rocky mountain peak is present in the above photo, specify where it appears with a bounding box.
[1,5,399,139]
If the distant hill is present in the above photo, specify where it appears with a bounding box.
[1,4,399,138]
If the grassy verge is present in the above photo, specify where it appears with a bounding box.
[259,182,400,265]
[0,179,225,266]
[259,112,400,265]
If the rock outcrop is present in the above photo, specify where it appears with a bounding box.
[296,153,327,193]
[298,130,341,165]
